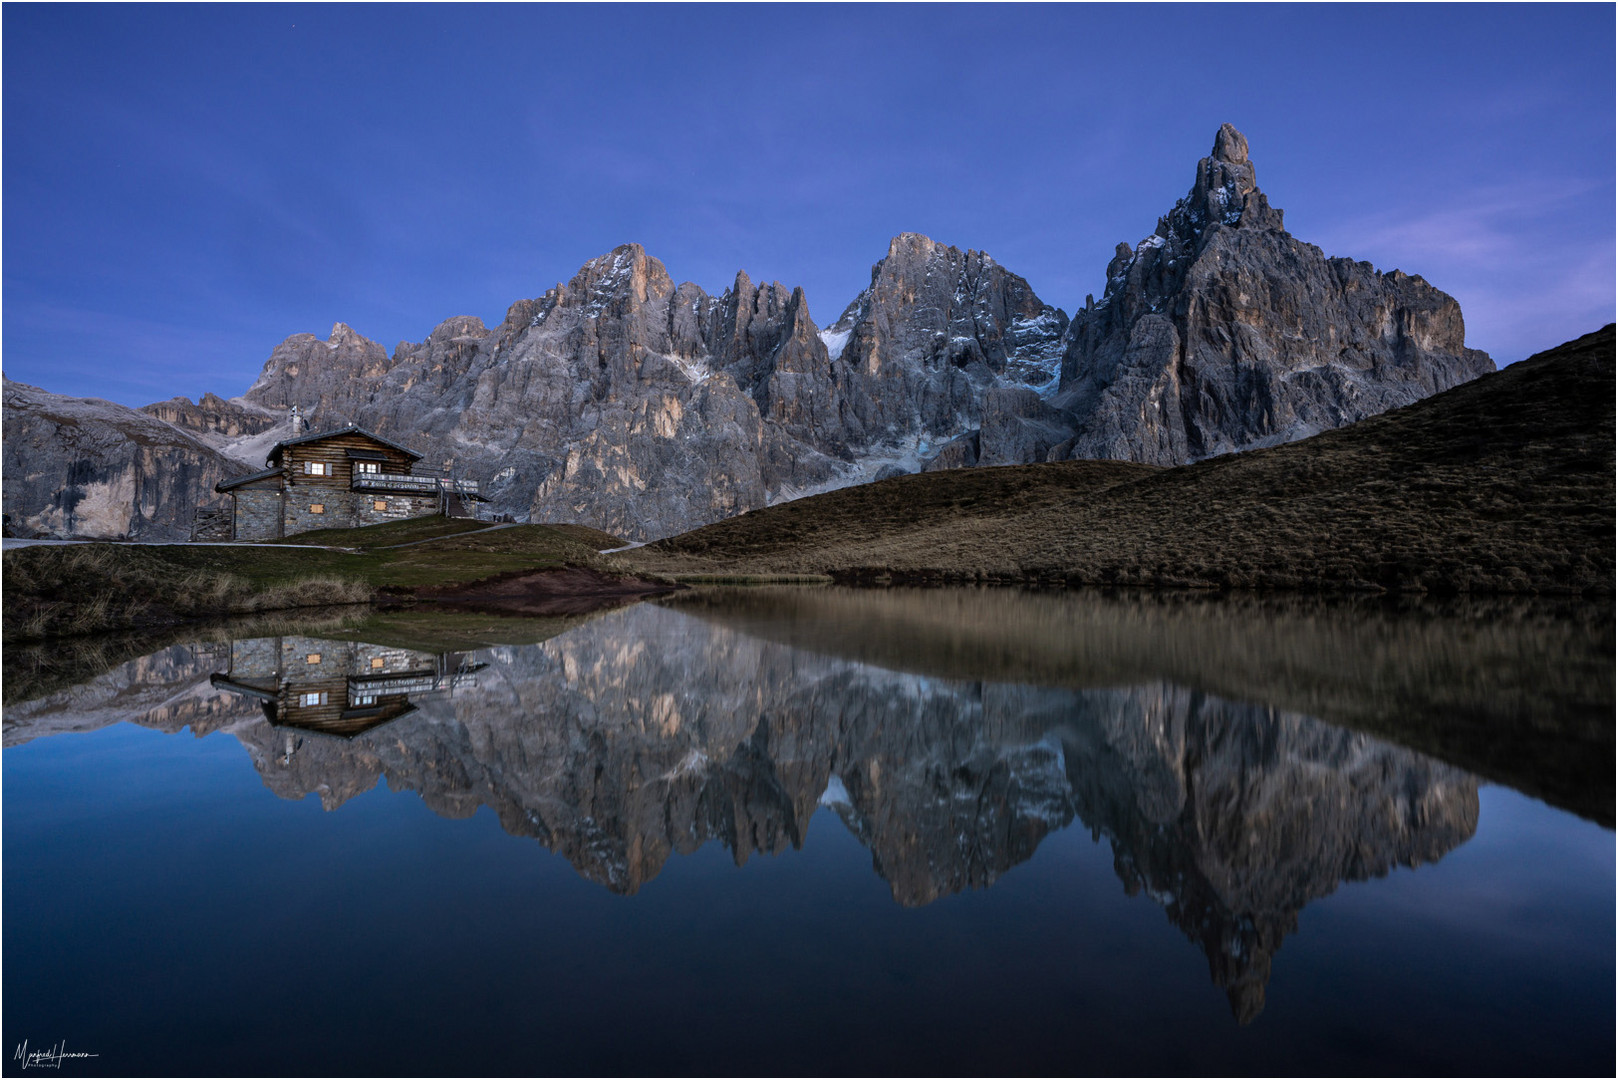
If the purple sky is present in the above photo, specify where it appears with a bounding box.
[4,3,1613,407]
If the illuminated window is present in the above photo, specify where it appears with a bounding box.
[304,462,330,476]
[306,653,321,664]
[374,499,388,511]
[356,462,381,474]
[298,692,327,707]
[371,657,385,669]
[353,694,377,707]
[309,504,324,514]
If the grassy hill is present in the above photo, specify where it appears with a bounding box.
[622,326,1616,595]
[2,520,609,643]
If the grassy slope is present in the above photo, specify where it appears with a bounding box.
[2,520,607,643]
[537,523,631,549]
[623,327,1616,594]
[268,515,491,547]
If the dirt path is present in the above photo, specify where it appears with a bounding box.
[0,538,355,551]
[371,522,518,549]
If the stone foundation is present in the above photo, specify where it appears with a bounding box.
[231,489,440,540]
[234,490,283,541]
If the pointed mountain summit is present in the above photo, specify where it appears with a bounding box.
[817,233,1070,475]
[829,233,1067,392]
[1055,123,1495,465]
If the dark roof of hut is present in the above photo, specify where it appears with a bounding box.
[265,424,424,467]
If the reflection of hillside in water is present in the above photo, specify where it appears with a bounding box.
[671,586,1611,825]
[5,595,1504,1022]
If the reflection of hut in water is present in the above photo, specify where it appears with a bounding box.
[210,636,484,753]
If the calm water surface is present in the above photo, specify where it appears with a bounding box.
[4,588,1613,1075]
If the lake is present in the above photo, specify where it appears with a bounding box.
[4,587,1613,1075]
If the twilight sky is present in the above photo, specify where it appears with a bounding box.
[4,3,1613,407]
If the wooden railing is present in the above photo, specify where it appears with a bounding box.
[349,657,483,696]
[348,671,480,696]
[350,470,480,496]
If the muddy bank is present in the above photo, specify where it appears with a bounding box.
[411,567,682,617]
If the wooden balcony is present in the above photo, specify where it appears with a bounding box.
[350,470,480,496]
[348,670,481,696]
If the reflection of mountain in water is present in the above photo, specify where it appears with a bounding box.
[5,602,1479,1021]
[1064,689,1475,1021]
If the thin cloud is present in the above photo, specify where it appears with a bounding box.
[1305,177,1614,362]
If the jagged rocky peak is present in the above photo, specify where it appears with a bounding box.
[1096,123,1281,315]
[387,315,494,401]
[241,320,395,423]
[786,231,1075,472]
[503,242,688,339]
[1184,121,1282,234]
[1212,121,1246,163]
[475,244,793,537]
[412,314,490,347]
[834,232,1068,386]
[566,243,670,307]
[1058,123,1495,467]
[327,320,370,347]
[491,247,654,322]
[708,270,827,399]
[391,314,493,364]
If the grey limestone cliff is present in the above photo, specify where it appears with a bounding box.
[1052,123,1495,465]
[822,233,1070,475]
[140,392,278,441]
[214,237,1071,538]
[2,378,240,539]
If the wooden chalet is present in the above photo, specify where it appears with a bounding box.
[213,423,483,541]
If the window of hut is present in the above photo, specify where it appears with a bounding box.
[304,462,331,476]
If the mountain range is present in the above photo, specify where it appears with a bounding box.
[3,124,1495,541]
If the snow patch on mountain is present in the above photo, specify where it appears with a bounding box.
[215,417,300,468]
[766,431,947,506]
[818,326,852,361]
